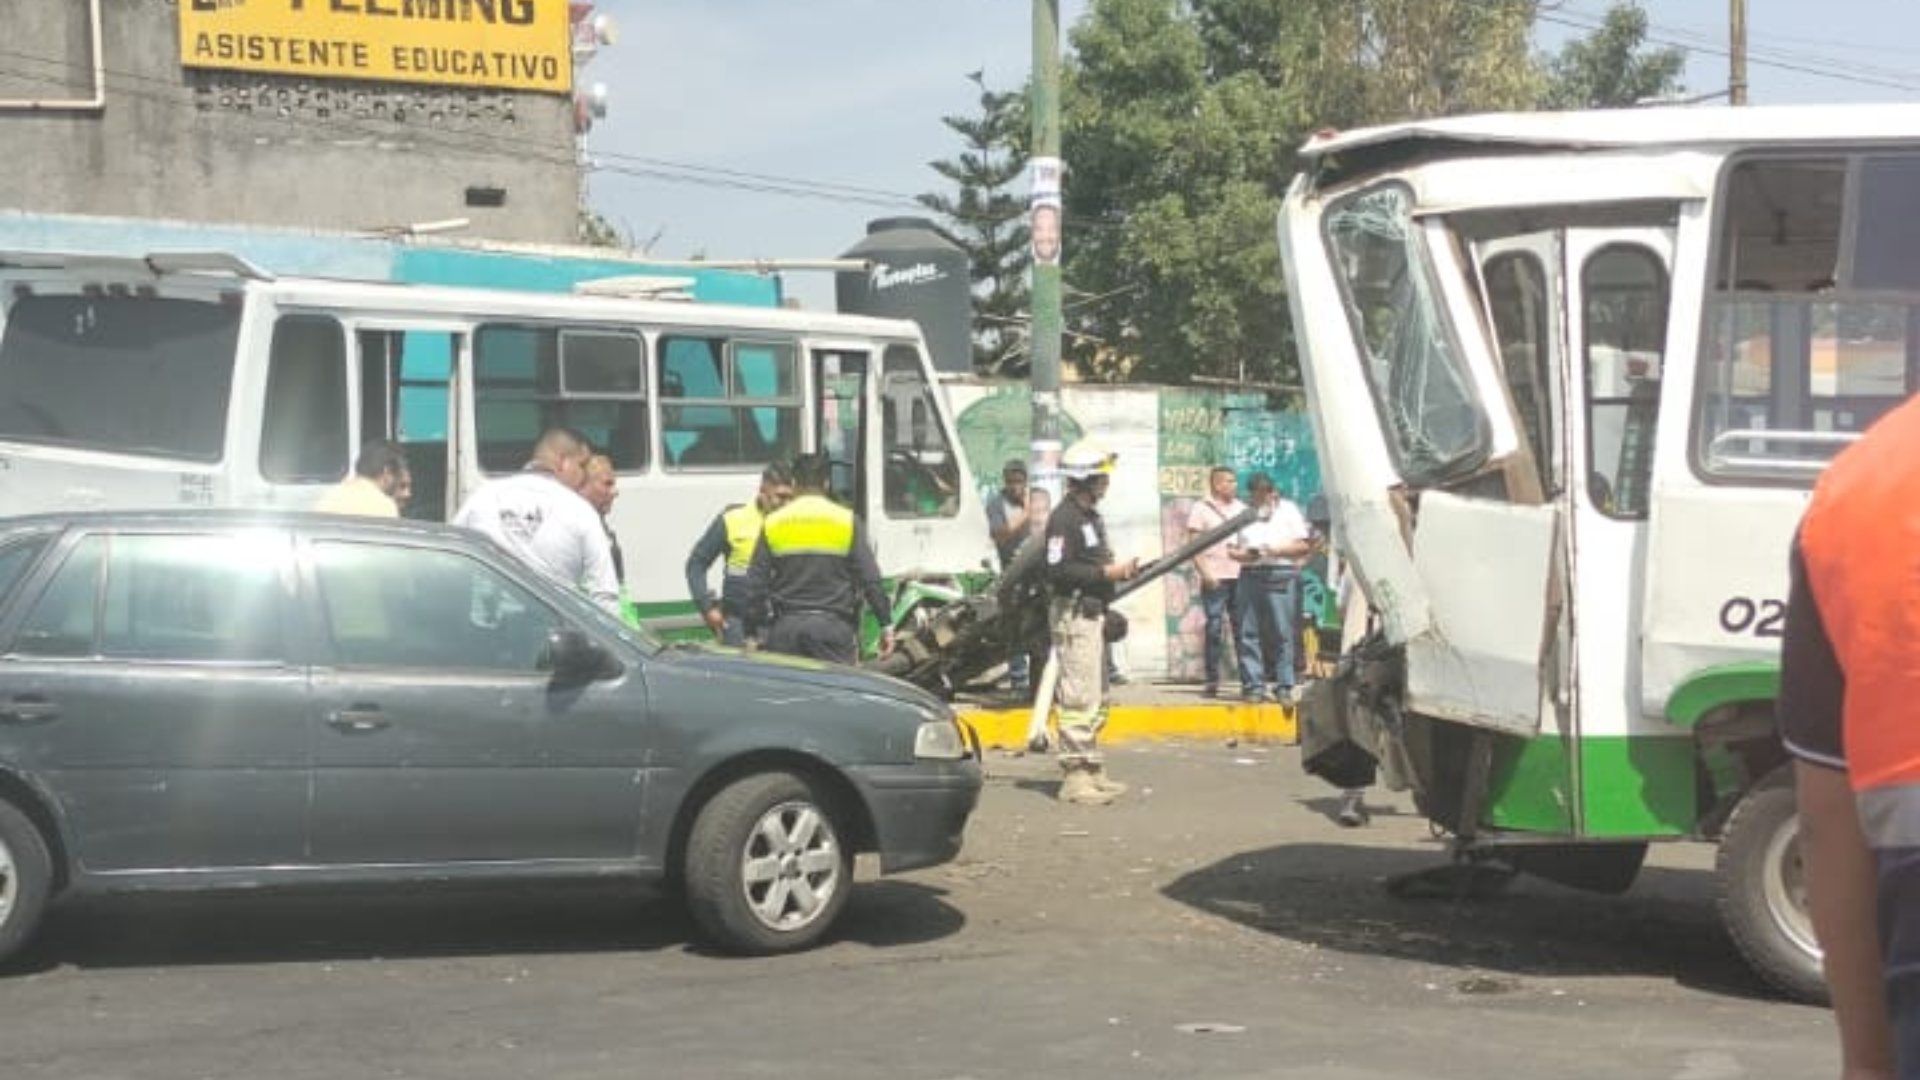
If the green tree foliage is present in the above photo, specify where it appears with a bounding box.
[919,72,1032,374]
[1542,3,1686,108]
[1060,0,1543,385]
[577,208,628,249]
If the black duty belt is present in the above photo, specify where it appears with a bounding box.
[776,606,856,624]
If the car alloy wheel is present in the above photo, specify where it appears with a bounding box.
[0,834,14,927]
[740,800,842,932]
[0,799,53,966]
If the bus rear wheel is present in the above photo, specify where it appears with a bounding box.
[1716,780,1827,1003]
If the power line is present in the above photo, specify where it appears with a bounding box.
[1540,10,1920,95]
[1555,2,1920,62]
[1554,1,1920,85]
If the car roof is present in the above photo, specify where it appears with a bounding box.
[0,509,480,545]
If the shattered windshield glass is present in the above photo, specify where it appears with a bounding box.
[1324,184,1487,483]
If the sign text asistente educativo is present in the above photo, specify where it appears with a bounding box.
[180,0,572,95]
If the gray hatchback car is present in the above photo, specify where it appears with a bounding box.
[0,511,981,961]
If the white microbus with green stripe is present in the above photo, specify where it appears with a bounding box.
[1281,105,1920,1001]
[0,252,991,632]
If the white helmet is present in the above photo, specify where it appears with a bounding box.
[1059,438,1118,481]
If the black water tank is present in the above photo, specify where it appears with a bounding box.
[837,218,973,375]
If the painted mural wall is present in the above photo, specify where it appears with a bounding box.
[946,379,1320,681]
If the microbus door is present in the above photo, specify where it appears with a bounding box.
[1562,228,1675,743]
[1287,185,1560,735]
[811,346,870,511]
[355,323,467,522]
[865,342,975,577]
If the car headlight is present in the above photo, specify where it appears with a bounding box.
[914,718,967,760]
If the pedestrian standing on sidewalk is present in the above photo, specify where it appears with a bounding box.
[986,458,1034,692]
[1186,466,1246,698]
[1231,474,1312,704]
[1045,438,1141,805]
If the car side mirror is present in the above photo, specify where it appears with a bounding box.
[543,628,621,686]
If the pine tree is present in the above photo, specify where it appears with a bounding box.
[918,72,1031,375]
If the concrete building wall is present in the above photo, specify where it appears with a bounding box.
[0,0,579,243]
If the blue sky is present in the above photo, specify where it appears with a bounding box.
[582,1,1920,308]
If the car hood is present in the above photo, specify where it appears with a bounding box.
[653,644,947,713]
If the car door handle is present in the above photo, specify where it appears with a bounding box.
[0,696,58,725]
[326,707,390,733]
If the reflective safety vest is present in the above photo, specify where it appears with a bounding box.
[763,494,856,557]
[721,502,765,577]
[1799,393,1920,817]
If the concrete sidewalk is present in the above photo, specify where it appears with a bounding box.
[955,679,1298,750]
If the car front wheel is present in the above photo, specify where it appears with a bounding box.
[684,771,854,955]
[0,798,53,968]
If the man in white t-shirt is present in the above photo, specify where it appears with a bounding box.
[1185,466,1246,698]
[453,427,620,614]
[1230,473,1313,702]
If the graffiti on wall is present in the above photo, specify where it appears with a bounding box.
[952,385,1082,500]
[948,382,1319,681]
[1157,392,1321,681]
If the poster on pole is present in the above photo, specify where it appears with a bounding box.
[1029,156,1063,266]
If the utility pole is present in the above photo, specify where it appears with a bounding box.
[1028,0,1064,499]
[1729,0,1748,105]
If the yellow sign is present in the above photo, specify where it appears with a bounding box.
[179,0,573,95]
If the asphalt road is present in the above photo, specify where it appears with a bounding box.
[0,742,1837,1079]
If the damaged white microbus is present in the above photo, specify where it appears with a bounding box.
[1283,104,1920,1001]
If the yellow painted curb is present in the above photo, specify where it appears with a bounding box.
[957,702,1297,750]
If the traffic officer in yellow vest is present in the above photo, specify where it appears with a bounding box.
[744,452,894,665]
[684,461,794,646]
[1045,438,1141,806]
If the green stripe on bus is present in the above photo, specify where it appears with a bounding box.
[1485,733,1575,833]
[1578,736,1697,837]
[1664,662,1780,729]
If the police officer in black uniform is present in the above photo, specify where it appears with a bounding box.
[744,453,894,665]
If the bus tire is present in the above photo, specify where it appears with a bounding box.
[1716,781,1828,1003]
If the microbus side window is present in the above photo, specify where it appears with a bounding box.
[1322,183,1489,485]
[474,325,649,474]
[879,344,960,519]
[260,315,349,484]
[1581,245,1667,519]
[657,336,801,471]
[1695,154,1920,483]
[0,293,240,463]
